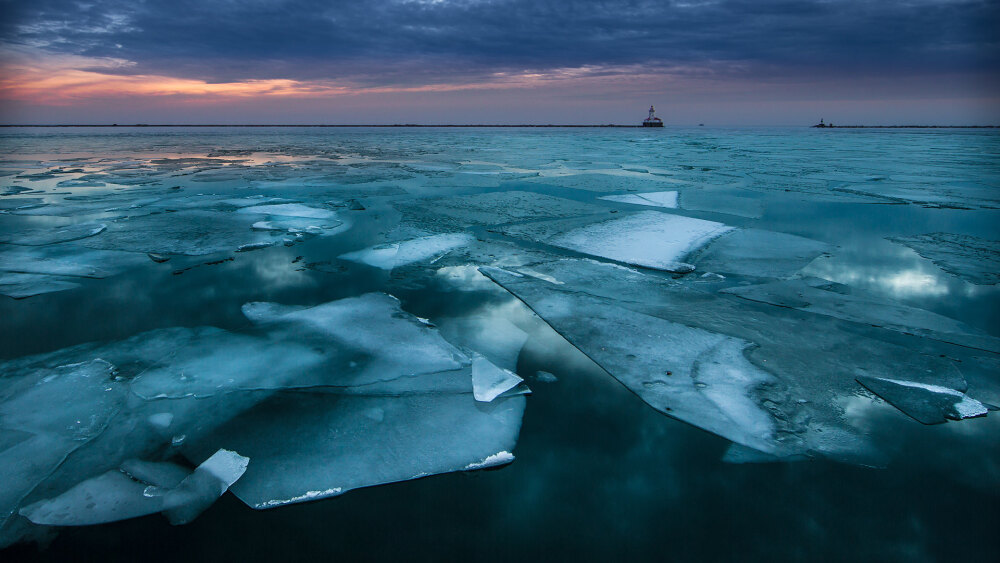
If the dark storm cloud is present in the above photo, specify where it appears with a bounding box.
[2,0,997,83]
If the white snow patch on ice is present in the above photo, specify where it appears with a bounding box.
[463,451,515,470]
[257,488,344,508]
[547,211,733,272]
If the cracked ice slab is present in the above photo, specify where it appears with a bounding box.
[857,376,989,424]
[241,293,470,387]
[888,232,999,285]
[482,259,970,465]
[497,211,733,273]
[184,391,524,509]
[0,359,128,527]
[339,233,474,271]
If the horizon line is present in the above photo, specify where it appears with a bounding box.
[1,124,997,129]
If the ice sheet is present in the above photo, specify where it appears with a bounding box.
[483,259,971,464]
[183,391,524,509]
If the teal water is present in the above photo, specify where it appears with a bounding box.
[1,127,998,561]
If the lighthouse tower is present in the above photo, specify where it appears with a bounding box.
[642,105,663,127]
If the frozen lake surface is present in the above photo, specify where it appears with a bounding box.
[1,126,998,561]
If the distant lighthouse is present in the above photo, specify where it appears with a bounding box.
[642,106,663,127]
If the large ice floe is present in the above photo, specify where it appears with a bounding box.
[0,292,525,544]
[481,257,990,463]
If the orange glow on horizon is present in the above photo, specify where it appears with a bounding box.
[0,49,675,106]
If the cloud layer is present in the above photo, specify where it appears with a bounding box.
[3,0,997,83]
[0,0,996,123]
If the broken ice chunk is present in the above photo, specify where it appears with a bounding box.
[184,391,524,509]
[161,449,249,525]
[598,191,679,209]
[471,356,524,402]
[0,223,106,246]
[498,211,732,273]
[856,376,989,425]
[237,203,336,219]
[339,233,474,270]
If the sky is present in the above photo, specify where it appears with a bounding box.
[0,0,997,125]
